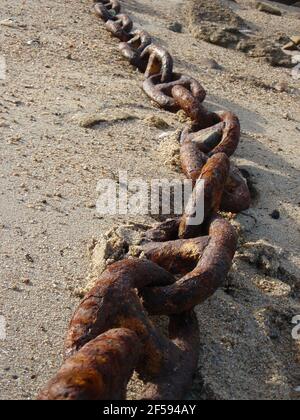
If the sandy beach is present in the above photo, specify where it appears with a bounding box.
[0,0,299,400]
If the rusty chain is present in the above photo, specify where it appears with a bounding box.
[38,0,252,400]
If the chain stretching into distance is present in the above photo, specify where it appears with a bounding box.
[38,0,251,400]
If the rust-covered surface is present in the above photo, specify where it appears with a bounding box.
[141,216,237,315]
[38,0,250,400]
[38,329,140,400]
[63,258,200,399]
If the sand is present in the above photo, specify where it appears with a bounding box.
[0,0,299,400]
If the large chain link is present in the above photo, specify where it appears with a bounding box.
[38,0,252,400]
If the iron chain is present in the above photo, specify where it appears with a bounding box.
[38,0,252,400]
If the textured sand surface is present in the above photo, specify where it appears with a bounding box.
[0,0,299,400]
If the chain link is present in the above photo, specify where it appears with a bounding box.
[119,30,152,68]
[38,0,252,400]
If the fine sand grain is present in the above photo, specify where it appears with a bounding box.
[0,0,299,400]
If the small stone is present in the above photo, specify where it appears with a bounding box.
[25,254,34,263]
[201,58,223,70]
[27,38,40,46]
[0,19,26,29]
[255,2,282,16]
[167,21,182,33]
[22,279,31,285]
[144,115,169,129]
[209,28,241,48]
[270,210,280,220]
[283,113,292,120]
[274,81,289,92]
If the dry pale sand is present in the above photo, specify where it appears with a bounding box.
[0,0,299,400]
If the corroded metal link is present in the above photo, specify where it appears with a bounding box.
[180,131,250,213]
[94,2,114,22]
[175,86,241,157]
[100,0,121,13]
[105,14,133,41]
[222,164,251,213]
[171,85,217,128]
[141,215,237,315]
[38,0,253,401]
[210,111,241,157]
[179,153,230,239]
[181,112,240,158]
[142,236,210,275]
[180,139,208,184]
[63,258,200,400]
[145,153,234,242]
[119,30,152,68]
[65,259,175,360]
[94,1,133,42]
[38,329,141,400]
[94,0,121,21]
[141,44,174,83]
[143,73,206,110]
[181,123,224,151]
